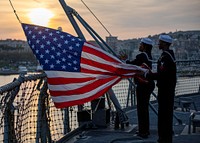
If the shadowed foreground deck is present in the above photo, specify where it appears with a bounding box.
[65,93,200,143]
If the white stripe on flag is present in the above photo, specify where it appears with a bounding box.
[45,71,105,78]
[82,50,120,66]
[81,63,109,73]
[51,77,120,103]
[84,42,122,63]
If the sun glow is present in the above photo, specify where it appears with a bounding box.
[28,8,54,26]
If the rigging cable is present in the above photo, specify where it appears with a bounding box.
[80,0,112,36]
[8,0,22,23]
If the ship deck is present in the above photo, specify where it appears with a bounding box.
[66,93,200,143]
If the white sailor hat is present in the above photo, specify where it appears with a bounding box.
[141,38,153,46]
[159,34,173,44]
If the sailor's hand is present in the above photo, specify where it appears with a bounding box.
[140,63,152,78]
[135,72,149,83]
[119,51,128,61]
[141,63,150,70]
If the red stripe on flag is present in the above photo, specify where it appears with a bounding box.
[49,76,119,96]
[47,77,95,85]
[81,68,114,75]
[53,78,121,108]
[81,67,138,78]
[81,57,143,76]
[81,57,119,74]
[83,43,121,64]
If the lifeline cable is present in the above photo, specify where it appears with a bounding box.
[8,0,22,23]
[80,0,112,36]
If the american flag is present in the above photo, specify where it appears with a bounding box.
[22,23,146,108]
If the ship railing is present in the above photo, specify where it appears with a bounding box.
[0,72,200,142]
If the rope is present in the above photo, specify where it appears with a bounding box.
[80,0,112,36]
[0,73,46,94]
[8,0,22,23]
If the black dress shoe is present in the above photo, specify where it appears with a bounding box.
[137,133,148,139]
[135,131,150,135]
[135,131,139,135]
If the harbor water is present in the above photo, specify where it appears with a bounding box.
[1,74,200,95]
[0,74,19,87]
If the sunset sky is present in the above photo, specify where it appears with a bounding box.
[0,0,200,41]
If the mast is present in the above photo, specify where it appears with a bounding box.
[59,0,85,40]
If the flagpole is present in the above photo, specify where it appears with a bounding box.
[59,0,85,40]
[58,0,134,128]
[59,0,118,57]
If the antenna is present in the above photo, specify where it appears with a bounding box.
[80,0,112,37]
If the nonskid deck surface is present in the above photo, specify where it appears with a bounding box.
[70,94,200,143]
